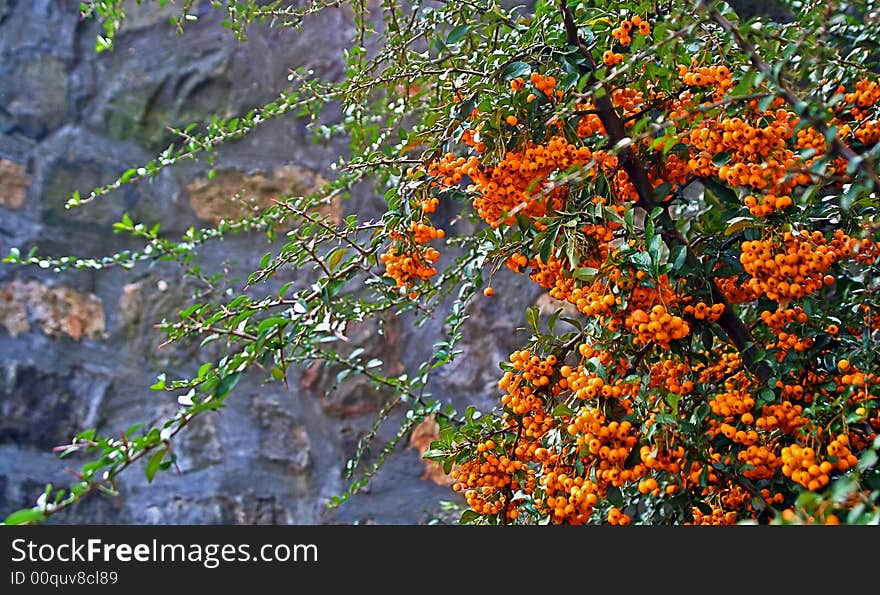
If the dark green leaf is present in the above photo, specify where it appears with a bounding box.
[145,448,167,484]
[500,61,531,81]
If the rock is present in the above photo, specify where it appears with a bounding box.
[231,496,292,525]
[534,292,578,318]
[117,0,181,34]
[137,496,236,525]
[1,54,69,139]
[186,165,332,224]
[0,364,110,446]
[407,415,454,487]
[174,412,224,473]
[135,494,294,525]
[0,1,78,139]
[254,397,311,472]
[117,282,144,330]
[36,126,181,230]
[0,279,105,341]
[0,158,28,209]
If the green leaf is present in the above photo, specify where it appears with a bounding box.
[606,485,624,507]
[712,152,732,166]
[460,509,482,524]
[572,266,599,281]
[150,373,167,391]
[214,372,241,398]
[4,508,47,525]
[526,306,539,333]
[327,247,348,271]
[724,216,758,236]
[703,178,738,205]
[145,448,167,483]
[500,61,531,81]
[446,24,471,44]
[671,245,687,270]
[552,403,574,417]
[858,449,878,471]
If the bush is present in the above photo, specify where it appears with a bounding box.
[3,0,880,526]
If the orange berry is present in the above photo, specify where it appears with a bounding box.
[506,115,519,127]
[838,359,851,372]
[823,274,835,286]
[483,287,495,297]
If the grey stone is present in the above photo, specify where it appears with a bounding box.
[0,364,110,447]
[254,397,311,472]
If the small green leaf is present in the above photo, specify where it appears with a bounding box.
[446,24,471,44]
[526,306,539,333]
[724,216,758,236]
[606,485,624,507]
[4,508,46,525]
[460,509,482,524]
[552,403,574,417]
[145,448,167,483]
[572,267,599,281]
[150,373,167,391]
[214,372,241,398]
[327,247,348,271]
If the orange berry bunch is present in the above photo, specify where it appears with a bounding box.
[611,15,650,46]
[505,252,529,273]
[529,255,576,302]
[780,439,854,491]
[624,304,691,348]
[690,506,738,525]
[451,437,536,521]
[715,422,758,445]
[708,378,755,419]
[683,301,725,322]
[639,443,686,477]
[409,221,445,243]
[739,230,854,303]
[602,50,624,67]
[738,444,782,480]
[528,71,559,101]
[756,401,808,433]
[560,360,639,410]
[570,412,643,488]
[678,63,732,89]
[715,275,761,303]
[742,193,793,217]
[429,136,592,228]
[760,306,808,332]
[843,78,880,145]
[536,470,601,525]
[606,506,632,525]
[379,244,440,297]
[648,357,695,395]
